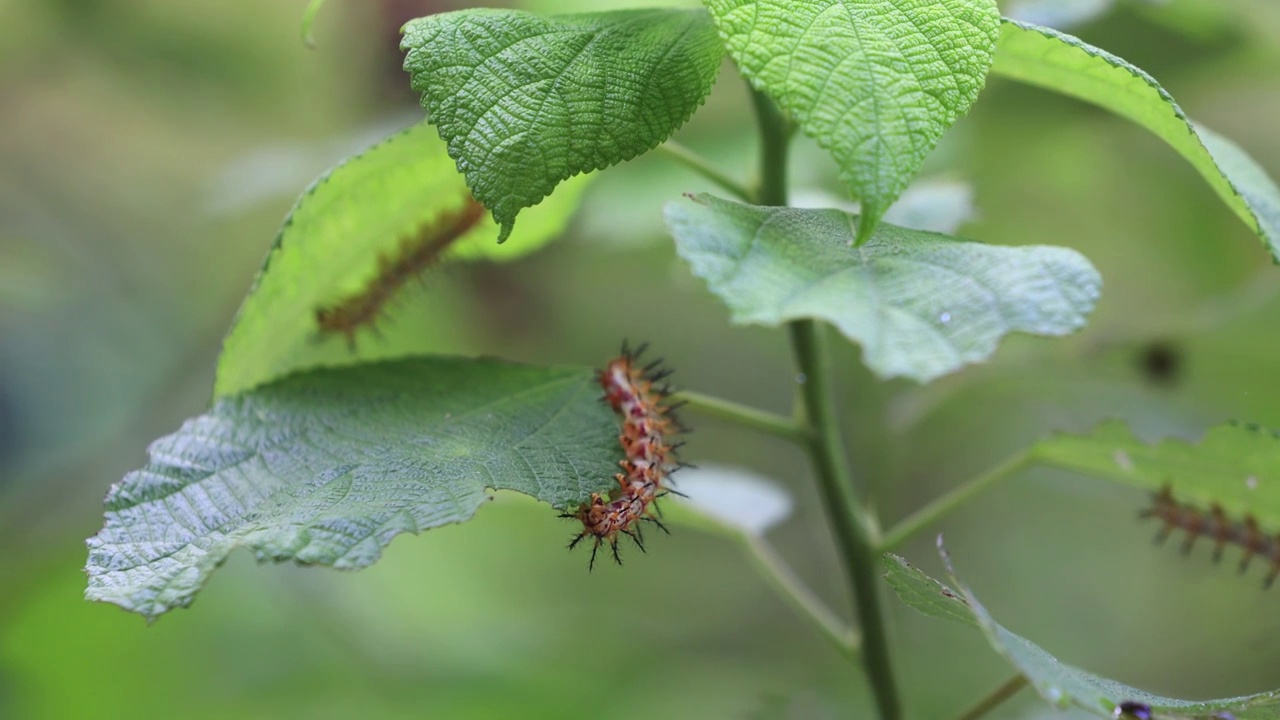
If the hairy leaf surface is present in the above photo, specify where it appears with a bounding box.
[665,193,1100,382]
[87,357,618,619]
[704,0,1000,240]
[402,8,724,240]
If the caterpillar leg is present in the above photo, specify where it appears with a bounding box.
[1239,516,1261,573]
[1209,505,1229,563]
[588,538,602,572]
[642,516,671,536]
[622,528,646,553]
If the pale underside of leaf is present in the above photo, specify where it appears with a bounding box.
[790,177,978,236]
[664,193,1101,382]
[1033,419,1280,536]
[672,464,793,537]
[885,550,1280,718]
[214,121,588,399]
[87,357,620,619]
[704,0,1000,240]
[1004,0,1114,30]
[991,19,1280,262]
[402,7,724,240]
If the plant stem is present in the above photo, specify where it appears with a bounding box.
[790,320,903,720]
[301,0,329,47]
[750,83,902,720]
[879,451,1033,553]
[954,674,1030,720]
[750,86,791,206]
[673,390,811,444]
[744,534,861,660]
[656,141,753,202]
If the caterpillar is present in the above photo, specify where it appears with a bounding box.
[564,342,687,570]
[314,198,486,348]
[1140,485,1280,588]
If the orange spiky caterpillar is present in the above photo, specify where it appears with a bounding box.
[1141,485,1280,588]
[314,199,486,348]
[564,342,688,570]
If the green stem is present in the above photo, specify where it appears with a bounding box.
[750,82,902,720]
[750,86,791,206]
[301,0,328,47]
[656,141,753,202]
[673,390,810,444]
[879,451,1034,554]
[744,534,860,660]
[790,320,903,720]
[954,674,1030,720]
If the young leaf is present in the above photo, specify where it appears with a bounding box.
[1033,419,1280,536]
[86,357,619,620]
[704,0,1001,241]
[992,20,1280,262]
[664,193,1101,382]
[401,8,724,241]
[214,121,588,398]
[885,549,1280,718]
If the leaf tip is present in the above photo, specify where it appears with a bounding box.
[496,219,515,244]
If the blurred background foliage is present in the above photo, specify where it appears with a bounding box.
[2,0,1279,718]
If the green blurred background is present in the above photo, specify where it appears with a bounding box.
[2,0,1279,718]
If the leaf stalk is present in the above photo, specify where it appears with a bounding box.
[954,674,1030,720]
[655,141,753,202]
[879,451,1034,553]
[673,390,810,443]
[744,534,861,660]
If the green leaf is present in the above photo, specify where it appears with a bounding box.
[1033,419,1280,538]
[992,20,1280,262]
[885,548,1280,718]
[86,357,619,620]
[214,121,588,398]
[401,8,724,241]
[704,0,1001,241]
[664,193,1101,382]
[671,465,793,537]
